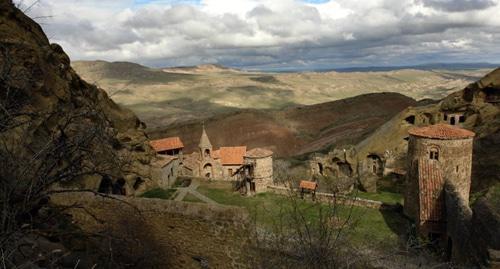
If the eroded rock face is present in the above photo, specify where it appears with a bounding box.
[0,1,159,195]
[310,68,500,193]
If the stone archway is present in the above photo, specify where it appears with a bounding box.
[203,163,213,178]
[367,154,383,176]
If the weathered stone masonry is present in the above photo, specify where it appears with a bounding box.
[51,193,255,269]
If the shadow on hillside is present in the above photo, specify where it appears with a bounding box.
[379,204,410,246]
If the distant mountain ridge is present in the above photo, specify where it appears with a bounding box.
[247,62,500,73]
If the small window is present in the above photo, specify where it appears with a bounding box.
[228,168,233,176]
[459,115,465,123]
[456,166,459,172]
[430,148,439,160]
[450,117,456,125]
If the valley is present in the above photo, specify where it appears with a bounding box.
[73,60,490,128]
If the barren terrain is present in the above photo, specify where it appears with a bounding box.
[73,61,491,128]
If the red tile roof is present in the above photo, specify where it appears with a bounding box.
[299,180,318,190]
[219,146,247,165]
[212,149,221,159]
[246,148,273,158]
[150,137,184,152]
[408,124,475,140]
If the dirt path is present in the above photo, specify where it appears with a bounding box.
[174,179,219,205]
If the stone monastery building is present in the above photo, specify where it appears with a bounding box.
[183,126,273,185]
[150,126,274,193]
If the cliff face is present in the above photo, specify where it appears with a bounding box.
[0,1,159,195]
[312,68,499,193]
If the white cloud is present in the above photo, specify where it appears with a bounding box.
[16,0,500,68]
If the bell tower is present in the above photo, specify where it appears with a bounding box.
[199,124,212,161]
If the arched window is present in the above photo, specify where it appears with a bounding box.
[429,147,439,160]
[204,149,211,158]
[203,163,213,178]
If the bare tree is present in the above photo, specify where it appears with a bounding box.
[0,40,145,268]
[255,165,370,269]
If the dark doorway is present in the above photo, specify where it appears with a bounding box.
[318,163,324,175]
[450,117,456,125]
[98,176,113,194]
[405,115,416,124]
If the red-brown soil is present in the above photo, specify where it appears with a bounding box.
[148,92,417,157]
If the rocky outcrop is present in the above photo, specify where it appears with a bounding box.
[0,1,160,195]
[469,187,500,267]
[311,68,500,193]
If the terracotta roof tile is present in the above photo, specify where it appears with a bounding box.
[408,124,475,140]
[150,137,184,152]
[246,148,273,158]
[299,180,318,190]
[219,146,247,165]
[212,149,220,159]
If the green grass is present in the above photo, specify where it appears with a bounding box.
[183,193,205,203]
[197,181,405,249]
[140,188,176,200]
[354,190,404,205]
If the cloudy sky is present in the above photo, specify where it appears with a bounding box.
[17,0,500,69]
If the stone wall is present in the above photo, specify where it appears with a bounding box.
[51,193,255,268]
[158,158,180,188]
[266,185,397,210]
[247,156,273,193]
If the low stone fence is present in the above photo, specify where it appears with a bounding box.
[267,185,398,210]
[51,192,254,269]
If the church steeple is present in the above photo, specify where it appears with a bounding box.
[199,124,212,160]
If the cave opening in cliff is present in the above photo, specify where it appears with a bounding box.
[337,162,352,177]
[112,178,127,195]
[97,176,113,194]
[484,87,500,103]
[405,115,416,124]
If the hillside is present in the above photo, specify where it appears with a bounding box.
[72,60,491,128]
[0,1,165,267]
[149,92,417,157]
[350,68,500,192]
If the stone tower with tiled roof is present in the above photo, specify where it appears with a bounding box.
[404,124,475,238]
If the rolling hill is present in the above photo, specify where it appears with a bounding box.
[72,60,491,129]
[147,92,417,157]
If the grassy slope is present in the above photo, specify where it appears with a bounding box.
[140,188,176,199]
[197,181,406,249]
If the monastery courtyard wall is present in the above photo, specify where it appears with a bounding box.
[51,193,255,268]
